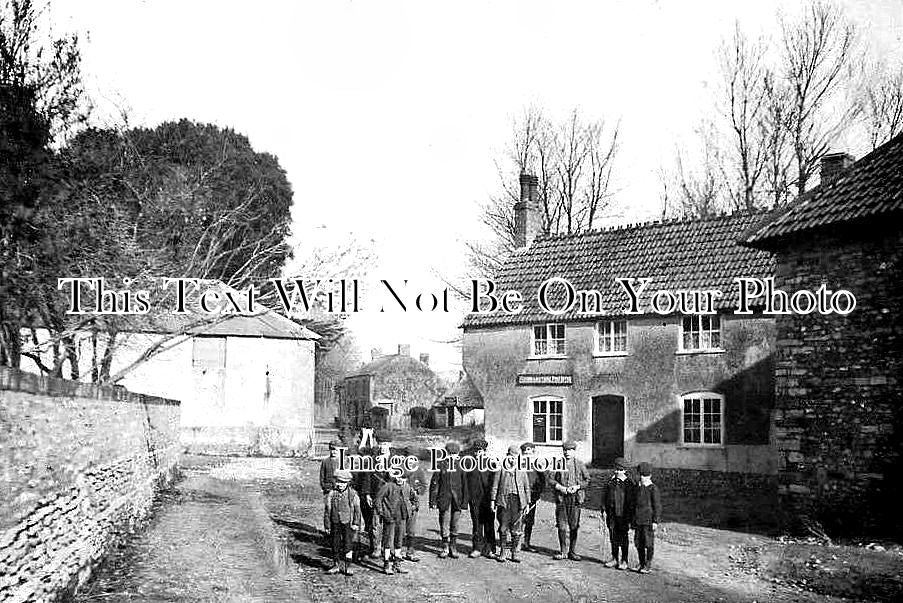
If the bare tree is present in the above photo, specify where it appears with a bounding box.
[860,60,903,150]
[464,106,619,281]
[780,0,859,194]
[718,24,770,211]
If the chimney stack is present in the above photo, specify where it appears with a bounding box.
[820,152,854,185]
[370,348,382,362]
[514,173,541,248]
[398,343,411,357]
[419,353,430,366]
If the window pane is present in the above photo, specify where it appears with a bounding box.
[534,326,547,340]
[533,413,547,443]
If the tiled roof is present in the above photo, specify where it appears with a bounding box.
[438,373,484,409]
[743,132,903,246]
[348,354,430,378]
[130,310,320,340]
[462,212,775,328]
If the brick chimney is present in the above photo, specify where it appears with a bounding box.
[820,152,854,185]
[398,343,411,357]
[419,353,430,366]
[514,173,541,248]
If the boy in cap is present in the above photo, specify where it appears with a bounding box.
[320,439,343,496]
[520,442,545,552]
[602,457,633,570]
[464,439,497,558]
[546,440,590,560]
[323,469,362,575]
[428,441,469,558]
[373,471,418,574]
[490,444,531,563]
[631,462,661,574]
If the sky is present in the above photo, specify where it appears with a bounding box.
[52,0,903,374]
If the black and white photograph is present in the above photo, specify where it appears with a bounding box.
[1,1,902,601]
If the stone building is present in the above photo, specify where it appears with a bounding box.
[461,175,777,487]
[742,136,903,536]
[21,298,320,456]
[433,372,485,427]
[340,345,443,430]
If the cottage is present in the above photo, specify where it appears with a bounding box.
[461,175,778,488]
[742,136,903,536]
[433,372,485,427]
[340,345,443,430]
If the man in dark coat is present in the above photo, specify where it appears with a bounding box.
[631,461,661,573]
[520,442,545,552]
[319,439,343,496]
[428,441,468,558]
[602,457,633,570]
[464,439,497,558]
[356,444,391,559]
[546,440,590,560]
[490,444,532,563]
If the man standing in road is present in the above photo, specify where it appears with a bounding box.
[546,440,590,560]
[464,439,497,558]
[520,442,545,552]
[428,441,468,559]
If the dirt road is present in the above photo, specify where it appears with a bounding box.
[77,457,892,602]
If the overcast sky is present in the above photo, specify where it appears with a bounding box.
[54,0,903,374]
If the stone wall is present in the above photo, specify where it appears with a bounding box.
[0,367,181,602]
[770,226,903,536]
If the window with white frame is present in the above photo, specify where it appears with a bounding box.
[595,319,628,354]
[532,398,563,443]
[681,392,724,446]
[680,314,721,351]
[533,323,566,356]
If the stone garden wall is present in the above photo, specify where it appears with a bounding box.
[0,367,180,602]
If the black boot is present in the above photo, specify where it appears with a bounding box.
[510,535,522,563]
[449,535,460,559]
[568,529,581,561]
[522,526,533,552]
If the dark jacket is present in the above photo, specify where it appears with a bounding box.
[490,468,531,509]
[429,460,469,511]
[323,487,362,529]
[464,458,495,506]
[631,482,661,526]
[374,479,418,523]
[603,475,632,521]
[356,469,389,499]
[319,457,339,494]
[547,457,591,504]
[526,469,545,503]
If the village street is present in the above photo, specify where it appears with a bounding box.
[74,456,902,603]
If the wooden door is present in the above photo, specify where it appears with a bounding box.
[592,395,625,467]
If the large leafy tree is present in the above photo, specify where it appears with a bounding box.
[0,0,86,368]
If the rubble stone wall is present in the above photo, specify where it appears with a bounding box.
[770,226,903,536]
[0,367,180,602]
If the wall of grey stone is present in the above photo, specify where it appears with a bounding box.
[0,367,180,602]
[770,226,903,536]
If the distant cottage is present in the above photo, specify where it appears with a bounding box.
[433,372,484,428]
[742,136,903,536]
[339,345,443,430]
[461,174,778,489]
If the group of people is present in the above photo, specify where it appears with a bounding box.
[318,437,662,576]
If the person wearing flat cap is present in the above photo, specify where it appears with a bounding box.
[546,440,590,560]
[464,439,497,558]
[323,469,362,576]
[602,457,633,570]
[320,439,344,496]
[428,441,468,558]
[490,444,532,563]
[631,461,661,574]
[519,442,545,552]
